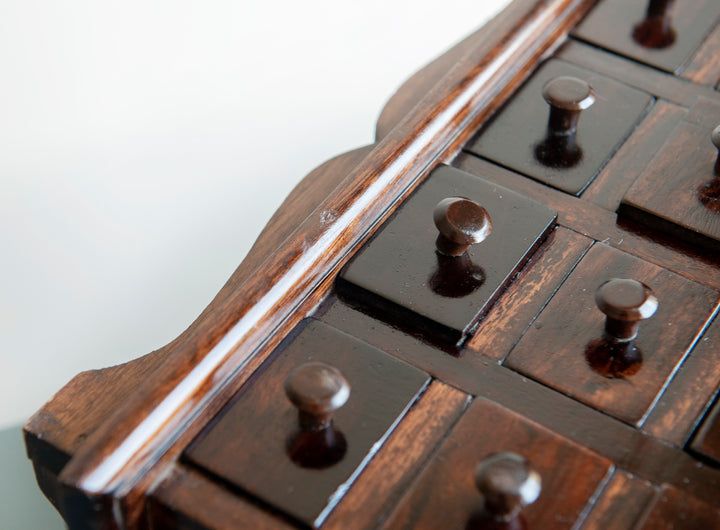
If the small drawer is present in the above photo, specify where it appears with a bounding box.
[183,319,429,527]
[619,98,720,253]
[338,164,556,346]
[505,243,719,426]
[465,58,652,196]
[573,0,720,74]
[383,399,612,530]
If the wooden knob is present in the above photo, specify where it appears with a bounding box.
[633,0,676,48]
[712,125,720,175]
[433,197,492,257]
[285,362,350,431]
[542,76,595,136]
[474,453,541,522]
[595,279,658,342]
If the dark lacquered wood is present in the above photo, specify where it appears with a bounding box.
[536,76,596,169]
[620,99,720,253]
[466,59,652,195]
[635,484,720,529]
[632,0,677,49]
[579,471,657,530]
[573,0,720,73]
[338,165,556,346]
[506,243,719,426]
[284,362,350,431]
[323,381,470,529]
[184,320,429,527]
[383,399,612,530]
[433,197,493,256]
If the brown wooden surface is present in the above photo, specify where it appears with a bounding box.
[322,381,470,529]
[580,471,657,530]
[581,100,687,212]
[184,320,429,527]
[383,398,613,530]
[682,23,720,87]
[557,40,720,108]
[466,227,591,358]
[466,58,652,195]
[572,0,720,74]
[620,98,720,253]
[636,484,720,529]
[643,313,720,445]
[338,165,556,345]
[506,243,719,426]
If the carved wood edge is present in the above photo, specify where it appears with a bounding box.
[24,144,375,461]
[24,0,599,526]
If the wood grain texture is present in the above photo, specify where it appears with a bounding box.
[581,100,687,212]
[682,23,720,87]
[322,381,470,530]
[466,227,591,359]
[635,484,720,529]
[643,313,720,446]
[375,30,487,141]
[148,465,298,530]
[620,98,720,253]
[382,399,613,530]
[506,243,719,426]
[453,153,720,289]
[36,5,598,526]
[579,471,657,530]
[557,40,720,108]
[572,0,720,73]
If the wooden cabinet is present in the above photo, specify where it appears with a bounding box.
[23,0,720,528]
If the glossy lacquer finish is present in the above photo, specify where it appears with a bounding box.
[338,165,556,346]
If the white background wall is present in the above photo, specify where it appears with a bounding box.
[0,0,510,430]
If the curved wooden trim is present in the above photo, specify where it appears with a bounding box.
[45,0,597,524]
